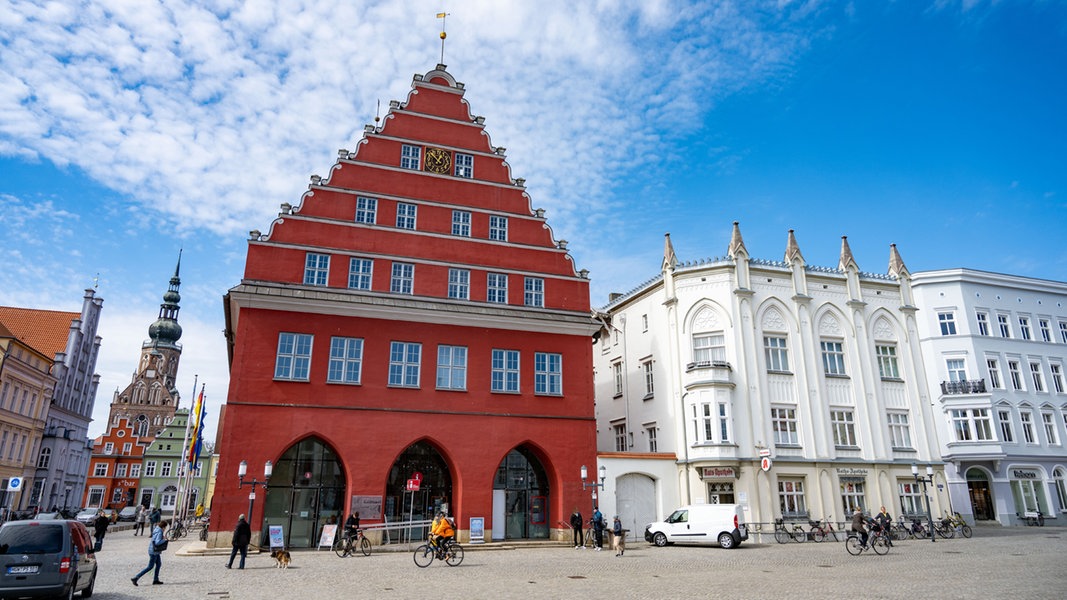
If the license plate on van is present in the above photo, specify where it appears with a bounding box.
[6,565,39,574]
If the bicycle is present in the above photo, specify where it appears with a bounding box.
[199,517,209,541]
[333,528,372,557]
[773,518,807,543]
[932,517,955,539]
[946,512,972,538]
[558,520,598,548]
[413,537,464,568]
[1020,510,1045,526]
[807,518,838,542]
[166,519,188,540]
[845,528,890,555]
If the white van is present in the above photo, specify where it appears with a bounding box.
[644,504,748,549]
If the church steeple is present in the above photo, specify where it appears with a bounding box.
[148,251,183,347]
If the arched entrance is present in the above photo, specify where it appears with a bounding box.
[492,447,549,540]
[966,467,994,520]
[385,441,452,524]
[262,437,345,549]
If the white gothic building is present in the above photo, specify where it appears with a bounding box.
[911,269,1067,526]
[592,224,947,535]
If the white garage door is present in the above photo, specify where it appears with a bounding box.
[616,473,656,539]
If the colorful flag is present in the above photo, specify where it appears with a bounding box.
[187,386,206,466]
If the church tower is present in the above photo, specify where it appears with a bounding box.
[108,254,184,437]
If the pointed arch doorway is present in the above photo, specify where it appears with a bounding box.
[492,447,550,540]
[262,437,345,549]
[384,441,453,525]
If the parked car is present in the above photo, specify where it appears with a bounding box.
[0,519,97,599]
[32,513,62,521]
[644,503,749,549]
[117,507,138,522]
[74,509,97,525]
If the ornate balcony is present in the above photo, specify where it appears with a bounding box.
[940,379,987,395]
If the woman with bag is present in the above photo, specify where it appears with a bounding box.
[131,519,169,586]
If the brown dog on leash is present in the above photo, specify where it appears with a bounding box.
[270,549,291,568]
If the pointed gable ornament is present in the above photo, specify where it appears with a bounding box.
[662,233,678,271]
[838,236,859,272]
[888,243,910,279]
[784,229,805,265]
[728,221,748,259]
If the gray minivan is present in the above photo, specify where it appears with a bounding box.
[0,519,97,599]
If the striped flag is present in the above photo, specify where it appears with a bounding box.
[187,386,206,467]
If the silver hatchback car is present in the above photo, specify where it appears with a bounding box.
[0,519,97,599]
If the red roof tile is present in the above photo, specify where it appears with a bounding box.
[0,306,80,359]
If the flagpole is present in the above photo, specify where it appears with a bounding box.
[175,377,198,523]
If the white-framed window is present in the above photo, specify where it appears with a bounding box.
[694,333,726,364]
[646,425,658,452]
[876,344,900,379]
[436,345,467,391]
[764,336,789,372]
[327,337,363,384]
[390,262,414,294]
[998,409,1015,443]
[976,311,990,336]
[1019,317,1032,340]
[613,423,628,451]
[642,360,654,396]
[116,463,128,478]
[488,215,508,241]
[93,462,107,477]
[396,203,417,229]
[534,352,562,395]
[486,272,508,303]
[778,479,807,517]
[642,314,649,331]
[899,481,923,516]
[771,407,799,445]
[1055,468,1067,513]
[938,312,957,335]
[821,340,846,375]
[451,210,471,237]
[888,412,912,448]
[130,463,141,478]
[448,268,470,300]
[491,349,520,393]
[275,332,313,381]
[1051,364,1065,393]
[355,197,377,224]
[303,252,330,286]
[830,410,857,447]
[718,402,730,442]
[104,442,114,454]
[348,258,373,290]
[454,153,473,178]
[401,144,421,169]
[946,358,967,382]
[524,277,544,307]
[951,408,993,441]
[388,342,421,387]
[1042,412,1059,445]
[1061,321,1067,343]
[36,447,51,469]
[998,314,1011,338]
[1021,410,1036,444]
[840,481,866,515]
[1009,361,1023,390]
[612,362,623,396]
[987,359,1003,389]
[161,461,172,477]
[122,442,131,454]
[699,403,716,443]
[1031,362,1046,392]
[1039,319,1052,342]
[86,487,105,508]
[145,461,157,477]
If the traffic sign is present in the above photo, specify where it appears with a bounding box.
[7,477,22,491]
[760,457,772,472]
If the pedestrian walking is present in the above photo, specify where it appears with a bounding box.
[131,519,169,586]
[149,505,162,527]
[592,506,606,551]
[569,507,584,549]
[134,505,147,536]
[93,511,109,551]
[227,514,252,569]
[612,515,626,557]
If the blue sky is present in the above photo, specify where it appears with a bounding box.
[1,1,1065,441]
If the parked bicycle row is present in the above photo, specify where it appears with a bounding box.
[754,512,974,544]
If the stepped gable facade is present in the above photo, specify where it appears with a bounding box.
[215,65,598,548]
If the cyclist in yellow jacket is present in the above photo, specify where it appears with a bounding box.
[431,512,455,552]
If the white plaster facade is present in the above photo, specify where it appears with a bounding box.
[593,225,948,537]
[911,269,1067,526]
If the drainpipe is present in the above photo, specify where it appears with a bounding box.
[681,392,691,505]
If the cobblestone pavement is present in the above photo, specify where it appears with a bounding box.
[84,525,1066,600]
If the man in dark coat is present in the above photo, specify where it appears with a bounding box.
[93,511,110,551]
[227,514,252,569]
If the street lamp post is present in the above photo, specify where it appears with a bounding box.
[911,464,936,543]
[64,486,72,513]
[237,460,272,531]
[580,464,606,515]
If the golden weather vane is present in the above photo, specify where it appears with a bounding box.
[437,11,449,65]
